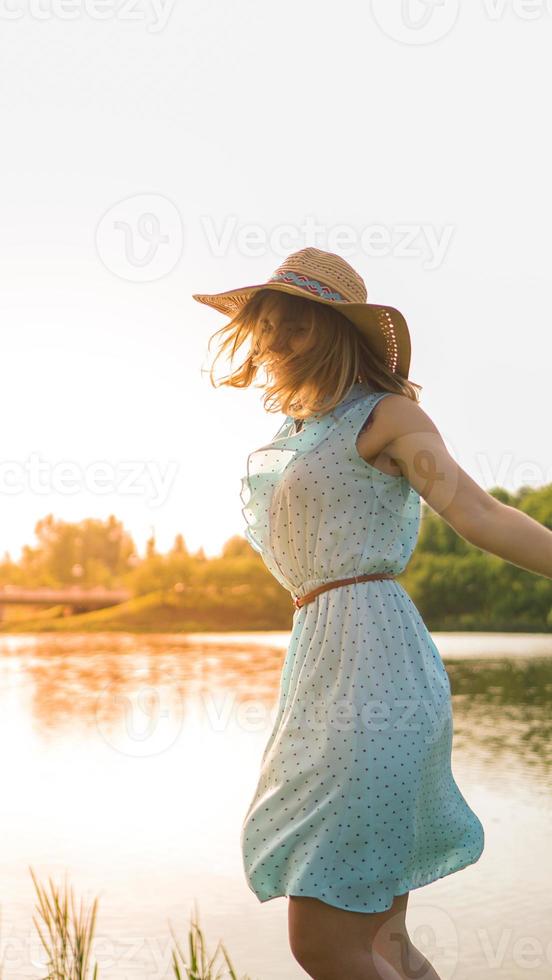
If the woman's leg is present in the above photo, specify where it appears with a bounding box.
[288,892,443,980]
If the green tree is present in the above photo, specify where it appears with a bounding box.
[18,514,136,587]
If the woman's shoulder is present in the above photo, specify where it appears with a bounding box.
[361,388,424,418]
[354,390,430,463]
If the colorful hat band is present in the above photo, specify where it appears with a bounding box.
[268,270,347,303]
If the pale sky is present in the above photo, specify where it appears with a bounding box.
[0,0,551,562]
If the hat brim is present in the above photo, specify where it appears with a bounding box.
[192,281,411,380]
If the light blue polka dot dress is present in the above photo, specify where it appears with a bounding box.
[239,381,485,913]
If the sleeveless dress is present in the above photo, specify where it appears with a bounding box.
[239,381,485,913]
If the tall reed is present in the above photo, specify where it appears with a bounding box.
[29,866,99,980]
[169,899,252,979]
[24,869,253,980]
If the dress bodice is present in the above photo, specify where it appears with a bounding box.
[240,382,421,598]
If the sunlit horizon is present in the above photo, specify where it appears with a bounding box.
[1,3,551,566]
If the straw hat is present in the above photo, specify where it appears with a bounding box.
[192,246,411,378]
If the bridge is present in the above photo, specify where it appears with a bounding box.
[0,586,132,620]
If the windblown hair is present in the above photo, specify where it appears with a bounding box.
[206,288,422,419]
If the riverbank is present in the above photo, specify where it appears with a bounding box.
[0,586,549,633]
[0,588,292,633]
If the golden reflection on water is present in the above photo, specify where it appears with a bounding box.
[0,632,551,980]
[2,633,552,776]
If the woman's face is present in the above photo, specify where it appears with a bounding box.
[252,307,313,374]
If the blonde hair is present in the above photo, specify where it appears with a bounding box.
[206,288,422,419]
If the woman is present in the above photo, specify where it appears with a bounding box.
[193,248,552,980]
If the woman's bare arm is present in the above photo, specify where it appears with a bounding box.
[357,394,552,580]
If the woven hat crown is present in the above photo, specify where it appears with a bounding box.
[269,247,368,305]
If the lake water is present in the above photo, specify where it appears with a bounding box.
[0,631,551,979]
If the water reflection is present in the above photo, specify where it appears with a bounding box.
[446,658,552,783]
[2,635,552,774]
[0,632,551,980]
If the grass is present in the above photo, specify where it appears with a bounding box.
[0,590,254,634]
[29,866,99,980]
[0,587,292,634]
[0,591,169,634]
[0,868,254,979]
[170,900,253,980]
